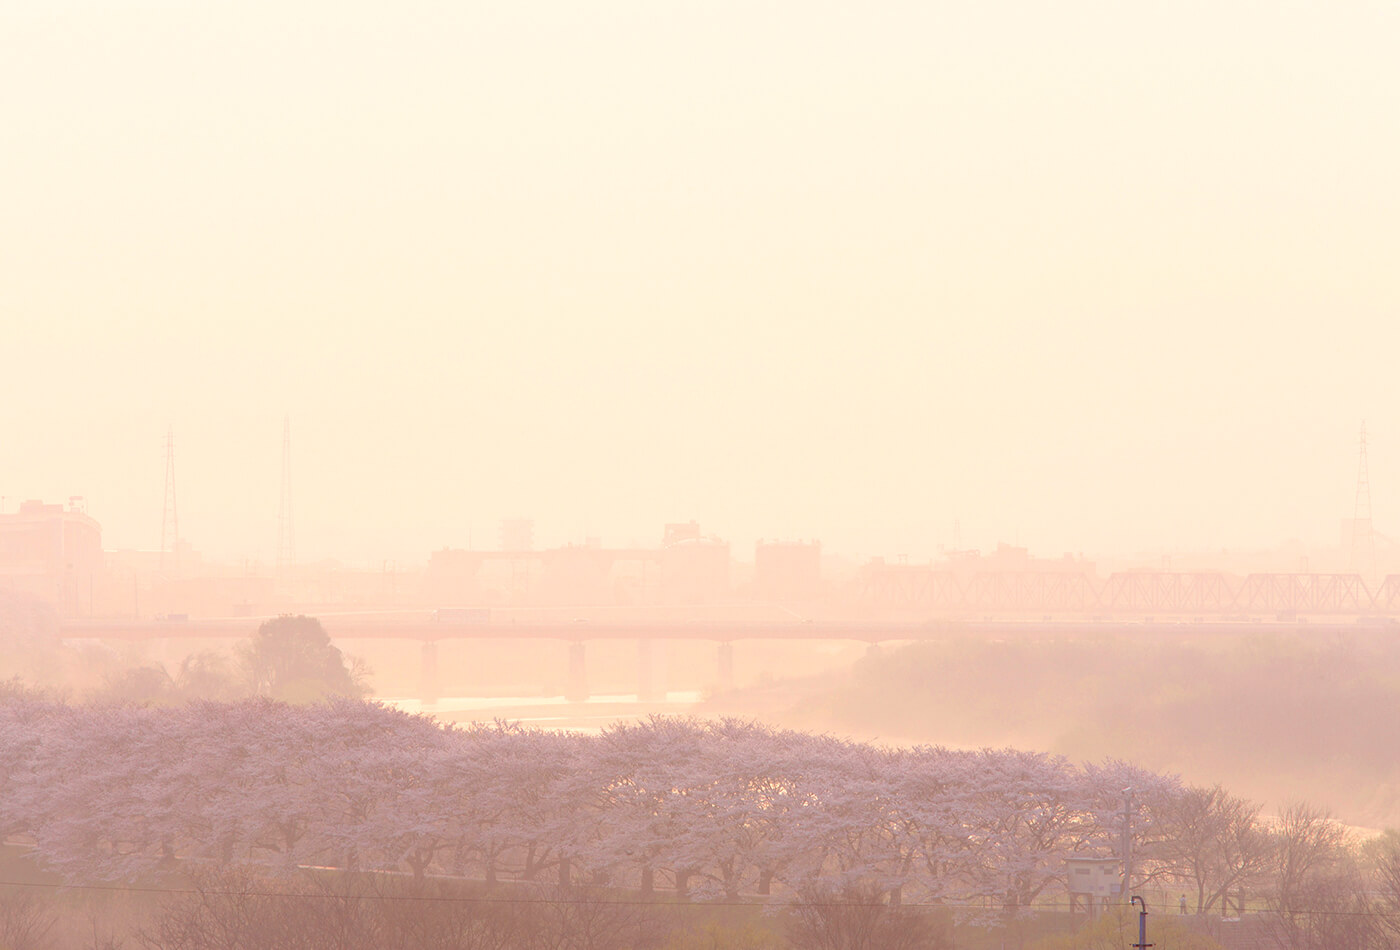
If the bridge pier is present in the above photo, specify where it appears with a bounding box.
[865,641,883,659]
[419,641,439,707]
[716,641,734,692]
[637,639,667,702]
[566,641,588,702]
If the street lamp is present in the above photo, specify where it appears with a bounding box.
[1130,895,1152,950]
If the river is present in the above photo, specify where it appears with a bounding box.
[380,689,707,731]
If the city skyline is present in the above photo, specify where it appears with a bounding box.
[2,446,1396,571]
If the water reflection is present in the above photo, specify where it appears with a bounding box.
[382,691,705,731]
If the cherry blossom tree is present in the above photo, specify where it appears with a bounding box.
[1155,784,1273,915]
[0,688,1219,918]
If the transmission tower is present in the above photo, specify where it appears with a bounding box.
[1352,422,1376,580]
[160,425,179,574]
[277,416,295,571]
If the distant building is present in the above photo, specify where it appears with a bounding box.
[662,521,702,546]
[0,499,103,615]
[426,548,487,604]
[540,545,625,605]
[754,540,822,601]
[661,523,730,603]
[947,542,1095,576]
[500,518,534,552]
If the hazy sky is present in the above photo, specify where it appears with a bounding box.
[4,1,1399,566]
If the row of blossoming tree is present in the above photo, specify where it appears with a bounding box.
[0,690,1381,928]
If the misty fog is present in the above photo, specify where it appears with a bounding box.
[7,0,1400,947]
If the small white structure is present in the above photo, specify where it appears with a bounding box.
[1066,856,1121,918]
[1066,856,1121,898]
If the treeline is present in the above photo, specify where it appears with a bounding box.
[735,633,1400,828]
[5,691,1400,934]
[0,605,367,705]
[0,689,1165,904]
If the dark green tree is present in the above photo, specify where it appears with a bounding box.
[175,651,245,702]
[240,615,368,702]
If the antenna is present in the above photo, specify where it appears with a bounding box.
[160,425,179,574]
[1352,422,1375,580]
[277,415,295,571]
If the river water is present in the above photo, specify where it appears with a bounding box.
[381,690,707,731]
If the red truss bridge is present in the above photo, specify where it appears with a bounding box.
[858,568,1400,616]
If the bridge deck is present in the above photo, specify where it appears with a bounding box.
[56,617,1390,643]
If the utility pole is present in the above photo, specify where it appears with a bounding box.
[160,425,179,575]
[1130,896,1152,950]
[277,415,295,571]
[1352,422,1376,582]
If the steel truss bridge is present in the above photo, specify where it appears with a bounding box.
[858,569,1400,617]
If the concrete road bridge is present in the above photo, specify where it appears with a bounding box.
[57,605,1397,706]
